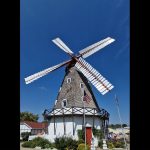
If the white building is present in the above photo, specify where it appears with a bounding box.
[43,66,110,147]
[20,121,48,139]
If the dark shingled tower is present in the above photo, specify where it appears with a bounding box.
[54,64,100,110]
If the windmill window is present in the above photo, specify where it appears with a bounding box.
[62,99,67,108]
[59,87,61,92]
[55,100,57,105]
[80,83,84,88]
[67,78,71,83]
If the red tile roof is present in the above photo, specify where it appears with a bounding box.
[21,121,48,129]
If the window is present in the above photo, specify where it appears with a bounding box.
[59,87,61,92]
[80,83,84,88]
[67,78,71,83]
[31,129,36,135]
[62,99,67,108]
[55,100,57,105]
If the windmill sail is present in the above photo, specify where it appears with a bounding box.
[79,37,115,58]
[25,36,115,94]
[25,60,71,84]
[52,38,74,55]
[75,57,114,95]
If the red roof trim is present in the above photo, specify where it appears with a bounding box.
[21,121,48,129]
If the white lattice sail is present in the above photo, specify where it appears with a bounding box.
[75,57,114,95]
[52,38,74,55]
[79,37,115,58]
[25,60,71,84]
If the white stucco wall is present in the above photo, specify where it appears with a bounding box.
[45,115,102,146]
[20,124,31,135]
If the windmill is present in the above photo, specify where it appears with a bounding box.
[25,37,115,95]
[25,37,115,147]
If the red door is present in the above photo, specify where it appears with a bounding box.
[86,127,92,147]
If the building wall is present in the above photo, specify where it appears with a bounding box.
[20,124,31,135]
[31,129,44,135]
[47,115,102,145]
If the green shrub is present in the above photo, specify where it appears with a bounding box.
[92,128,104,139]
[107,140,125,148]
[113,141,124,148]
[44,144,50,148]
[22,141,36,148]
[55,137,66,150]
[77,143,90,150]
[54,136,78,150]
[21,132,31,141]
[78,139,84,145]
[77,129,84,140]
[22,137,52,149]
[98,140,103,148]
[32,137,52,149]
[107,141,115,149]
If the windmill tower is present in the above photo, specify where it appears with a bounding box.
[25,37,115,147]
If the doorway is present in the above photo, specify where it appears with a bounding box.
[86,127,92,147]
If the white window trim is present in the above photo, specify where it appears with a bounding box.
[67,78,71,83]
[62,99,67,108]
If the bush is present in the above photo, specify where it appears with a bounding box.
[92,128,104,139]
[54,136,78,150]
[33,137,52,149]
[98,140,103,148]
[77,139,84,145]
[113,141,124,148]
[22,141,36,148]
[44,144,50,149]
[107,139,125,149]
[77,143,90,150]
[107,141,115,149]
[77,129,84,140]
[21,132,31,141]
[22,137,52,149]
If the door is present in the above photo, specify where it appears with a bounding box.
[86,127,92,147]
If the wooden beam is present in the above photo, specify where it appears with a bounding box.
[92,108,95,128]
[82,106,84,129]
[62,108,66,135]
[102,119,105,133]
[72,107,75,135]
[53,109,56,135]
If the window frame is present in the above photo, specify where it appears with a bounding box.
[62,99,67,108]
[80,83,84,88]
[67,78,71,83]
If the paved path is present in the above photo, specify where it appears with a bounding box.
[20,143,33,150]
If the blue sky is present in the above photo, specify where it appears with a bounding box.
[20,0,129,124]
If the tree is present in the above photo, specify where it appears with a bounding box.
[122,124,127,127]
[21,132,31,141]
[20,111,39,122]
[108,124,115,129]
[108,124,127,129]
[115,124,121,128]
